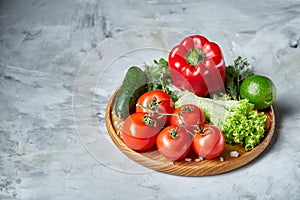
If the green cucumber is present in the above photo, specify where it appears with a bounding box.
[114,66,147,119]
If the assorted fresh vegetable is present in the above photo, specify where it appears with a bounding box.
[113,34,276,162]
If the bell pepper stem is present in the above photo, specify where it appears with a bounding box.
[186,49,206,66]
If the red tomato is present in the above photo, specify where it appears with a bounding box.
[156,126,192,161]
[121,112,161,151]
[192,125,225,159]
[136,90,174,127]
[170,104,206,133]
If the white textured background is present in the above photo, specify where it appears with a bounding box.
[1,0,300,199]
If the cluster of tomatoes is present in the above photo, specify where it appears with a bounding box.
[121,90,225,161]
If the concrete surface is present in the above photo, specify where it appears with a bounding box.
[1,0,300,199]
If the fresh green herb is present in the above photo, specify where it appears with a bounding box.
[145,58,171,91]
[153,58,168,66]
[225,57,254,100]
[144,58,177,102]
[175,90,266,151]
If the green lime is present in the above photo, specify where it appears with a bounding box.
[240,75,276,109]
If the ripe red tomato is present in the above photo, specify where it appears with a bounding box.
[192,125,225,159]
[121,112,161,151]
[136,90,174,127]
[156,126,192,161]
[170,104,206,133]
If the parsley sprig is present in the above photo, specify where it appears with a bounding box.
[144,58,178,102]
[225,57,254,100]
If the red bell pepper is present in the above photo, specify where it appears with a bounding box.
[168,35,226,97]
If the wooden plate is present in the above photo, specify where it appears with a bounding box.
[105,89,275,176]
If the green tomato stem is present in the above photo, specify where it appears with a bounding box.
[136,103,201,137]
[186,48,206,66]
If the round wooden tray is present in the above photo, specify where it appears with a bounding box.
[105,89,275,176]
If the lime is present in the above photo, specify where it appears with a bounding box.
[240,75,276,109]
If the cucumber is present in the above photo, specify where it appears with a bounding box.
[114,66,147,119]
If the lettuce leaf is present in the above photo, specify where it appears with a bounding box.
[221,99,266,150]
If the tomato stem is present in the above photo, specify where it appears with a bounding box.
[169,127,178,138]
[137,103,176,117]
[199,127,215,135]
[142,113,157,127]
[136,103,204,137]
